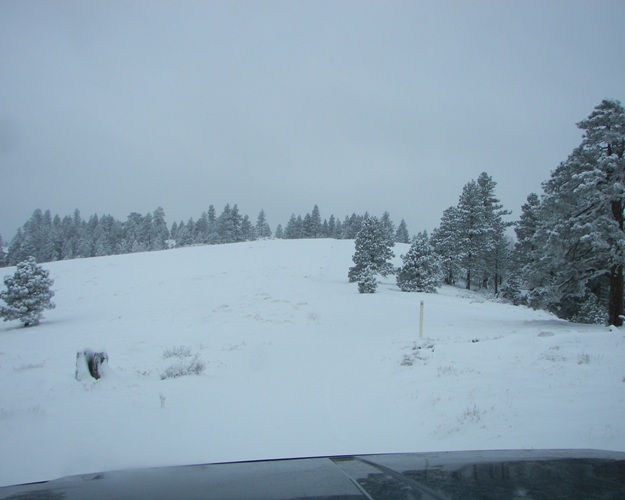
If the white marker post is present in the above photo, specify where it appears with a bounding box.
[419,300,424,339]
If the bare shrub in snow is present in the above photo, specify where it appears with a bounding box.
[458,405,484,424]
[577,353,591,365]
[437,365,459,377]
[400,355,413,367]
[306,311,320,323]
[401,343,435,366]
[162,345,192,359]
[161,353,205,380]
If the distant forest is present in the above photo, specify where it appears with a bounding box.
[0,204,411,267]
[1,99,624,326]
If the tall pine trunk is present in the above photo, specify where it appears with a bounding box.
[609,199,624,326]
[608,264,624,326]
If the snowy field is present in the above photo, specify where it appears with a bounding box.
[0,239,624,487]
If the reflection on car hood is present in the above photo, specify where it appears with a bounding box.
[1,449,624,499]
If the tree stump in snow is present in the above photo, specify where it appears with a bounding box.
[75,349,108,380]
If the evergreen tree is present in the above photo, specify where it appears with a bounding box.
[275,224,284,239]
[302,213,313,238]
[284,214,299,239]
[327,215,337,238]
[348,216,395,282]
[217,203,243,243]
[7,229,28,266]
[240,215,256,241]
[176,220,192,247]
[335,218,343,239]
[396,231,442,292]
[207,205,219,244]
[357,265,377,293]
[194,211,209,245]
[230,204,243,242]
[455,180,486,289]
[170,221,179,243]
[151,207,169,250]
[0,257,55,327]
[122,212,143,252]
[380,211,395,241]
[303,205,322,238]
[394,219,410,244]
[513,193,541,275]
[0,235,6,267]
[255,209,272,238]
[321,219,329,238]
[522,100,625,325]
[138,212,154,251]
[342,213,365,239]
[431,173,510,291]
[498,275,524,306]
[476,172,512,292]
[431,208,459,286]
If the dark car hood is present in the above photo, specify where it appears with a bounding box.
[1,449,624,499]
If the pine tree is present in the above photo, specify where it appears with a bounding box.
[275,224,284,239]
[456,180,486,289]
[0,235,6,268]
[498,275,524,306]
[431,207,462,285]
[308,205,322,238]
[240,215,256,241]
[431,173,510,291]
[255,209,272,238]
[342,213,364,239]
[302,213,313,238]
[327,215,337,238]
[381,211,395,242]
[217,204,243,243]
[475,173,512,292]
[523,100,625,325]
[348,216,395,282]
[0,257,55,327]
[357,265,378,293]
[513,193,541,273]
[523,100,625,326]
[321,219,329,238]
[396,231,442,292]
[394,219,410,244]
[207,205,219,244]
[194,211,209,245]
[170,221,179,243]
[284,214,300,239]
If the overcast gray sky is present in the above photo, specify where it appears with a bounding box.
[1,0,624,240]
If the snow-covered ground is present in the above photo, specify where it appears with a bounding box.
[0,239,623,487]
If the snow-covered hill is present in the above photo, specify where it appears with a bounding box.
[0,239,623,487]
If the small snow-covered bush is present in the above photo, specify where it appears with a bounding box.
[0,257,55,327]
[162,345,192,359]
[572,293,606,325]
[161,353,205,380]
[498,276,525,306]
